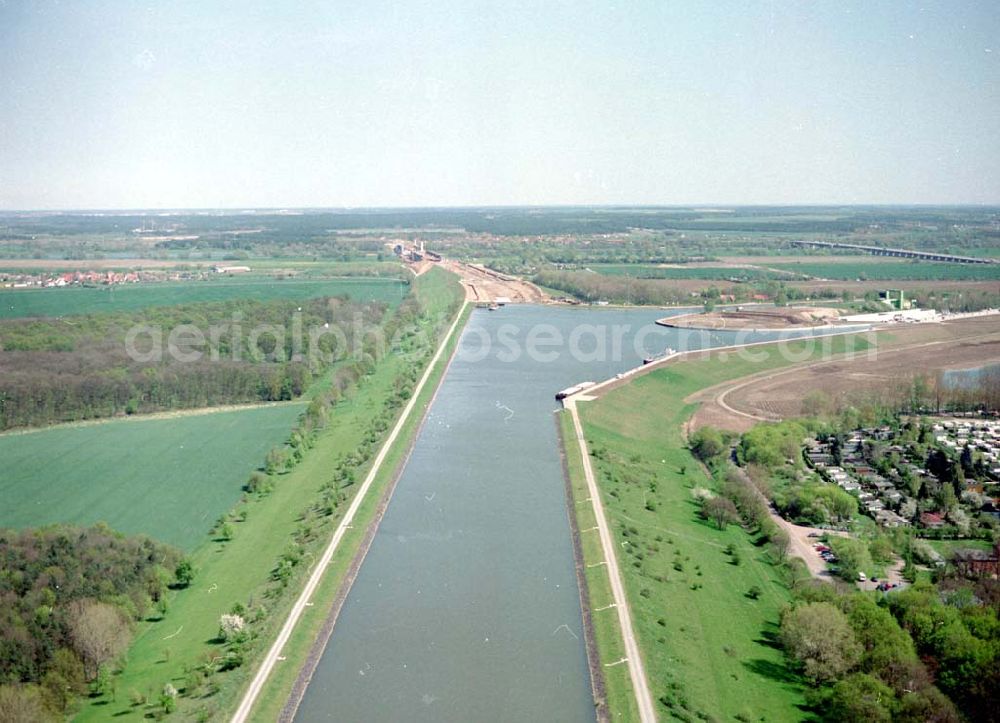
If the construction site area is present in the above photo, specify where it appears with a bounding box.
[392,241,548,304]
[687,316,1000,433]
[440,260,548,304]
[660,305,843,330]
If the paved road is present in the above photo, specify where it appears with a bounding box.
[230,301,469,723]
[563,396,658,723]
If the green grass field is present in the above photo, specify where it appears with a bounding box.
[564,334,875,721]
[924,538,995,556]
[771,260,1000,281]
[69,267,466,721]
[0,276,407,318]
[0,404,304,550]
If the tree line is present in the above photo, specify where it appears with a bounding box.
[0,295,389,430]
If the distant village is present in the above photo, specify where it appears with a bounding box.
[0,265,252,289]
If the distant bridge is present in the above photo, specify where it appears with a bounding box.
[790,240,998,265]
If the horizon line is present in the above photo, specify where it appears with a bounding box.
[2,202,1000,215]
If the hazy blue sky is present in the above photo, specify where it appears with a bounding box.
[1,1,998,209]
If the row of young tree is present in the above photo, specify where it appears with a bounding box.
[0,524,188,718]
[0,294,390,430]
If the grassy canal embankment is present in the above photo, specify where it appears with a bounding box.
[559,333,874,722]
[75,267,467,722]
[251,299,473,721]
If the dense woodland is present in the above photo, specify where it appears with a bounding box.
[0,294,391,430]
[0,525,182,719]
[533,268,841,305]
[781,577,997,722]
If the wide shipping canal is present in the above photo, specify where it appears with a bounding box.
[294,306,862,721]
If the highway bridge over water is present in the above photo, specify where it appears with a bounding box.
[790,240,997,264]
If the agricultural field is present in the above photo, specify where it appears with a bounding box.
[0,404,304,550]
[565,334,873,721]
[0,276,406,319]
[588,263,796,281]
[770,260,1000,281]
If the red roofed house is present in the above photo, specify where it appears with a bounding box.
[920,512,945,529]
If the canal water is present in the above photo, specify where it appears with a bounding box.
[294,306,860,722]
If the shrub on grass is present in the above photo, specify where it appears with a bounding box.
[218,614,245,643]
[690,426,726,462]
[173,559,195,588]
[701,496,739,530]
[779,602,861,682]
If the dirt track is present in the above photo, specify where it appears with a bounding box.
[563,395,658,722]
[688,317,1000,433]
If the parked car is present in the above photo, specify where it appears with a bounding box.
[858,572,867,582]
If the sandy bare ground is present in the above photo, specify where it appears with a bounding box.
[662,306,841,330]
[688,317,1000,433]
[768,512,904,588]
[440,259,548,303]
[710,442,903,587]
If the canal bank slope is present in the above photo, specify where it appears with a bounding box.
[559,332,876,721]
[232,294,471,723]
[291,308,862,722]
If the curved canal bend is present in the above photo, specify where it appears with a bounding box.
[294,306,865,722]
